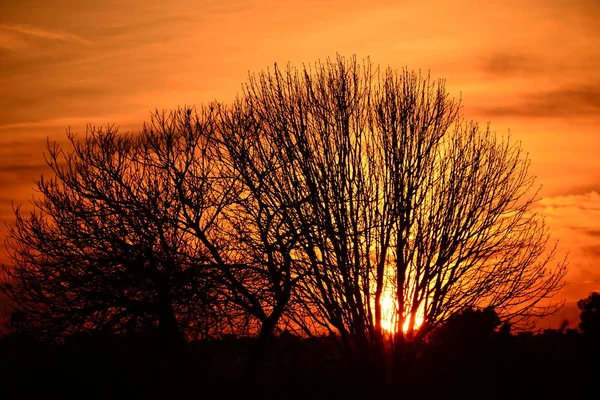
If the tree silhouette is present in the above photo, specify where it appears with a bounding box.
[0,106,300,358]
[221,55,567,376]
[0,107,232,343]
[578,292,600,337]
[429,307,502,346]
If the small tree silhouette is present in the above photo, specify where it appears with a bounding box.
[0,106,300,353]
[429,307,502,345]
[0,108,229,343]
[578,292,600,337]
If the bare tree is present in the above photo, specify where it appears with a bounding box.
[0,106,302,357]
[221,55,567,378]
[0,107,232,343]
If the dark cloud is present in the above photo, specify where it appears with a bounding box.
[479,82,600,118]
[482,52,539,77]
[0,163,47,177]
[570,227,600,238]
[583,244,600,257]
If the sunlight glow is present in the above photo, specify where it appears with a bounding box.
[402,309,425,334]
[380,291,424,334]
[380,291,397,332]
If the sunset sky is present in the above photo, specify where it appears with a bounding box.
[1,0,599,328]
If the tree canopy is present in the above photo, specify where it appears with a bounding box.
[578,292,600,337]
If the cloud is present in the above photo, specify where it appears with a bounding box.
[538,191,600,213]
[0,138,53,196]
[0,163,48,179]
[533,191,600,305]
[0,23,90,50]
[0,24,90,44]
[583,245,600,258]
[0,31,27,51]
[571,228,600,238]
[482,52,540,77]
[479,83,600,118]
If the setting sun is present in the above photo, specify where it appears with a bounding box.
[380,291,397,333]
[379,291,424,333]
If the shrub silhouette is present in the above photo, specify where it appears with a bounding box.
[578,292,600,337]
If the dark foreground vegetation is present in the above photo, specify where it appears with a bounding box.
[2,302,600,398]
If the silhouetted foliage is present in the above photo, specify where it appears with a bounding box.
[578,292,600,337]
[0,325,595,397]
[429,307,502,345]
[423,307,502,374]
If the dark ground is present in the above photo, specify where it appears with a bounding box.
[1,328,598,398]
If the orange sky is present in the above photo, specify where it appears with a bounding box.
[1,0,599,328]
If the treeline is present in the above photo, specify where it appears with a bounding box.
[0,56,566,383]
[2,304,599,396]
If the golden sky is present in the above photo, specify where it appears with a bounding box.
[1,0,599,327]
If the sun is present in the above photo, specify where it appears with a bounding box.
[379,291,424,333]
[380,292,397,332]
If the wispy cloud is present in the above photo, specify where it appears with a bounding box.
[482,52,540,77]
[534,191,600,307]
[478,83,600,119]
[583,244,600,258]
[570,227,600,238]
[0,23,90,50]
[538,191,600,213]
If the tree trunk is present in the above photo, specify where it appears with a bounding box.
[242,313,280,382]
[156,297,185,393]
